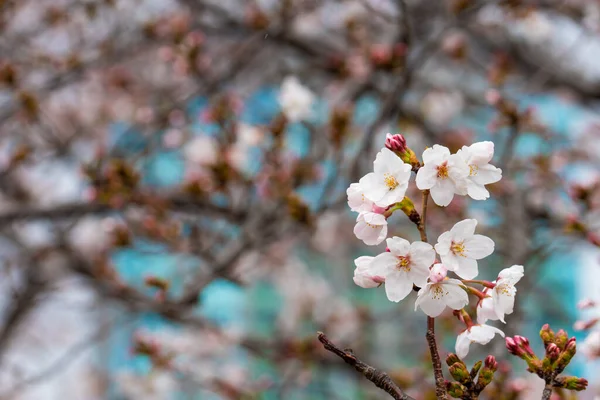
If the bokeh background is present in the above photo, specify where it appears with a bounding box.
[0,0,600,399]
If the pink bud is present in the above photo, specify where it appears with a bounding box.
[372,275,385,284]
[515,335,535,357]
[546,343,561,363]
[485,89,501,106]
[384,133,407,153]
[429,264,448,283]
[485,355,498,370]
[506,337,521,356]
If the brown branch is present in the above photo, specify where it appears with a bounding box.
[317,332,415,400]
[541,384,553,400]
[426,317,448,400]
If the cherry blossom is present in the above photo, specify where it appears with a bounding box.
[491,265,524,322]
[456,141,502,200]
[434,219,495,280]
[353,211,388,246]
[415,269,469,317]
[278,76,315,122]
[353,256,383,288]
[415,145,469,206]
[347,182,376,213]
[455,324,505,358]
[365,237,436,302]
[359,148,412,207]
[477,265,524,323]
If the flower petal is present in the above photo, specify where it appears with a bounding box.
[416,165,438,190]
[409,241,436,269]
[451,219,478,238]
[466,180,490,201]
[455,331,472,359]
[359,173,387,203]
[386,237,411,256]
[384,271,413,302]
[430,179,455,206]
[464,234,495,259]
[454,257,479,280]
[443,281,470,310]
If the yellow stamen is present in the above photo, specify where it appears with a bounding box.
[451,241,466,257]
[397,256,411,271]
[437,163,449,179]
[469,164,478,176]
[384,173,399,190]
[431,284,449,300]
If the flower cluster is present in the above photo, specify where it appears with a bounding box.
[348,135,520,358]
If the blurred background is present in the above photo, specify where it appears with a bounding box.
[0,0,600,398]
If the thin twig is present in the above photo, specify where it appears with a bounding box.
[317,332,415,400]
[426,317,448,400]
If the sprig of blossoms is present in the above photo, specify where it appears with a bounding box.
[348,134,514,361]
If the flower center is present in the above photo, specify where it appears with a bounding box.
[431,284,449,300]
[496,283,516,297]
[437,162,449,179]
[469,164,478,176]
[384,173,399,190]
[396,256,411,272]
[451,241,466,257]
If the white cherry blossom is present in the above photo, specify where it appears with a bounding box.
[353,212,387,246]
[359,148,412,207]
[455,324,505,358]
[434,219,495,280]
[367,237,436,302]
[456,141,502,200]
[278,76,315,122]
[491,265,524,322]
[416,145,469,206]
[415,271,469,317]
[353,256,383,288]
[347,182,376,213]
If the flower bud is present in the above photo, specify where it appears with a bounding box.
[470,360,482,379]
[554,329,568,350]
[554,376,588,391]
[446,353,464,366]
[446,381,467,398]
[514,335,535,357]
[385,133,407,153]
[506,337,522,357]
[484,355,498,371]
[554,339,576,374]
[449,362,471,384]
[540,324,555,349]
[384,133,420,170]
[429,264,448,283]
[476,357,497,391]
[546,343,560,362]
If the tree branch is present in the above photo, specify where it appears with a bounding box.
[317,332,415,400]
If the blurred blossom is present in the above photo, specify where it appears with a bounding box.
[421,90,464,127]
[68,217,110,255]
[18,162,83,206]
[183,135,219,166]
[117,371,177,400]
[278,76,315,122]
